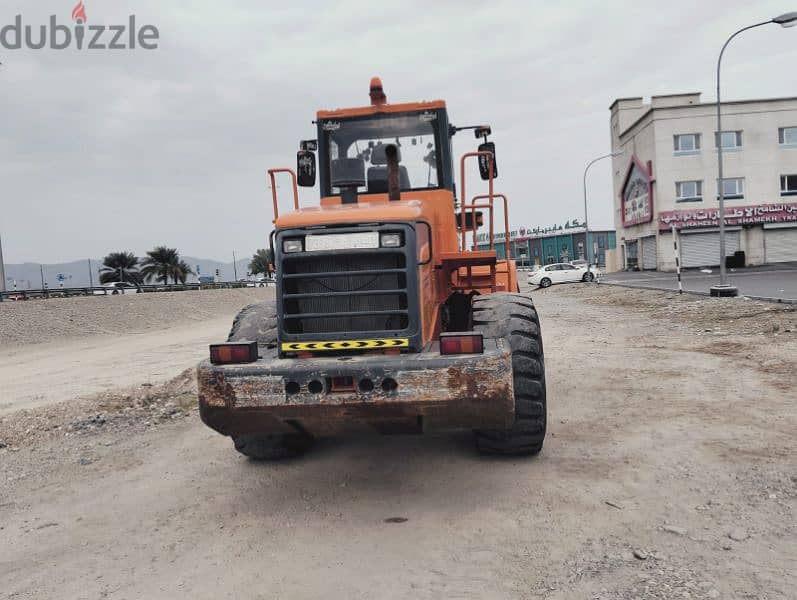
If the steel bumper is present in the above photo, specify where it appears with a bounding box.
[197,340,515,436]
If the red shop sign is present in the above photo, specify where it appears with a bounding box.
[659,202,797,230]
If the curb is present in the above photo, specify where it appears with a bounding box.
[597,280,797,305]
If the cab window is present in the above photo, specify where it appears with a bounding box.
[321,111,442,196]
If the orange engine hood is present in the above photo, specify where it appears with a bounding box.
[275,199,428,229]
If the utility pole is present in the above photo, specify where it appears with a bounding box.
[583,150,624,276]
[0,232,6,294]
[88,258,94,289]
[40,264,48,298]
[233,250,238,280]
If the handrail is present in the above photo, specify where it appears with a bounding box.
[267,168,299,223]
[459,151,494,251]
[471,193,510,259]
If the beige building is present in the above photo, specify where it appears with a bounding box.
[610,93,797,270]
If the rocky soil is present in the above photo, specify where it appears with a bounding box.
[0,287,271,345]
[1,284,795,599]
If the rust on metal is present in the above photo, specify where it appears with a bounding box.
[198,341,515,436]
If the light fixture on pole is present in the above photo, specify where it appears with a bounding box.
[711,11,797,297]
[583,149,624,278]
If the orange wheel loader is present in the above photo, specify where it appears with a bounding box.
[197,78,546,459]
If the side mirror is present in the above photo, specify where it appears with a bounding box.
[478,142,497,180]
[297,150,316,187]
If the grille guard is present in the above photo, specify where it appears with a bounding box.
[275,223,422,353]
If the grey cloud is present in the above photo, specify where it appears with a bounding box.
[1,0,796,263]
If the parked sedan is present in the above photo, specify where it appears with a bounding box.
[528,263,601,288]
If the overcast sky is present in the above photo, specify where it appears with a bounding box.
[2,0,796,264]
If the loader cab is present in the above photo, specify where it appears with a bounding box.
[315,106,456,201]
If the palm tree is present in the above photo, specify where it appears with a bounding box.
[173,260,194,284]
[140,246,180,285]
[249,249,273,277]
[99,251,141,284]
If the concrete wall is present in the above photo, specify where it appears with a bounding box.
[603,248,621,273]
[649,100,797,215]
[742,226,765,266]
[658,229,677,271]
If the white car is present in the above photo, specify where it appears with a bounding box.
[245,275,276,288]
[527,263,601,288]
[93,281,141,295]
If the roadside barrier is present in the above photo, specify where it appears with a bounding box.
[0,281,274,301]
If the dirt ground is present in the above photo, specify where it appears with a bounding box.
[0,287,273,346]
[0,288,271,415]
[1,285,795,599]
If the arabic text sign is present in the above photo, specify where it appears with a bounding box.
[659,202,797,230]
[475,219,584,243]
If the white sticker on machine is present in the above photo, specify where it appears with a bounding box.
[305,232,380,252]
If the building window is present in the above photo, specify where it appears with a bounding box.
[779,127,797,146]
[675,180,703,202]
[717,177,744,199]
[714,131,743,150]
[674,133,701,155]
[781,174,797,196]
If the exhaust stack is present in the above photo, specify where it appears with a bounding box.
[385,144,401,201]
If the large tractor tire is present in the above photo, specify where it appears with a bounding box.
[226,301,314,460]
[471,293,547,455]
[226,301,279,348]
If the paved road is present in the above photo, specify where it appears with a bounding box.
[600,263,797,301]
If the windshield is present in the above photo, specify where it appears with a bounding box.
[320,111,442,196]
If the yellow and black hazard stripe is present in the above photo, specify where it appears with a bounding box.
[281,338,409,352]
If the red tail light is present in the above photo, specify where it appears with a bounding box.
[209,342,258,365]
[439,333,484,355]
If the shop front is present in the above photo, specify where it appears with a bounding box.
[679,230,741,268]
[764,223,797,263]
[641,235,657,270]
[659,202,797,268]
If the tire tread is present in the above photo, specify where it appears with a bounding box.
[226,302,314,459]
[472,293,547,455]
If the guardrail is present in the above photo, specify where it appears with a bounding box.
[0,281,275,301]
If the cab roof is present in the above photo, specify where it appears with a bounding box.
[317,99,446,120]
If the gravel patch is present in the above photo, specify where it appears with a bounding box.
[0,288,273,346]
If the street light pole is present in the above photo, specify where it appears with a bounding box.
[711,12,797,297]
[583,150,624,277]
[0,232,6,294]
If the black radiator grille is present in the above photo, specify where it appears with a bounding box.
[281,252,409,335]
